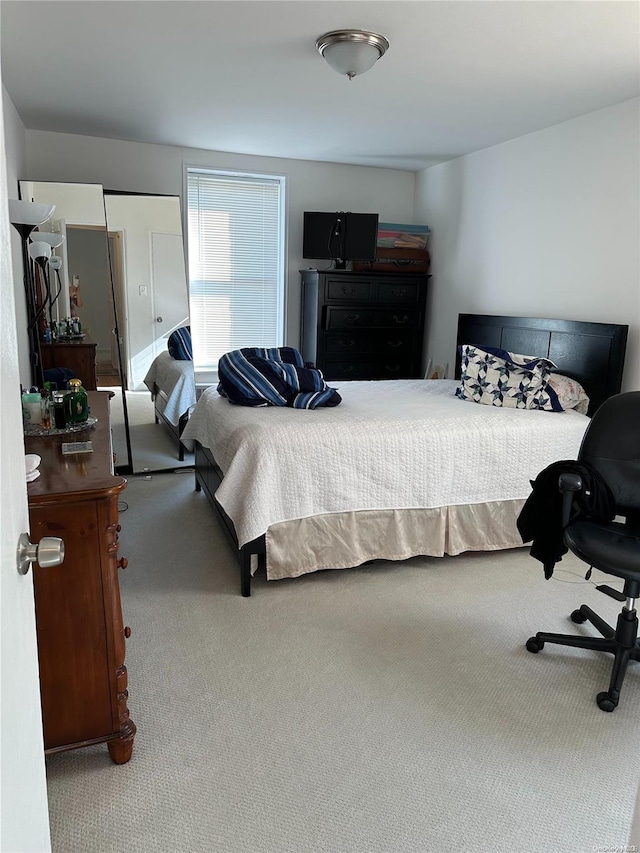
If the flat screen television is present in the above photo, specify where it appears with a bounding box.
[303,211,379,269]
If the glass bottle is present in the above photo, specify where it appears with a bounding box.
[64,378,88,424]
[53,391,67,429]
[40,390,52,430]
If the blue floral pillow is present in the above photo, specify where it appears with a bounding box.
[456,345,562,411]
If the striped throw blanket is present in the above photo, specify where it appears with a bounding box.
[217,348,342,409]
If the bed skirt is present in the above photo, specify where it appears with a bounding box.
[265,499,527,581]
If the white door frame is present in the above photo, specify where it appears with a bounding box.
[1,87,52,851]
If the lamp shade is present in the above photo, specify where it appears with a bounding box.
[8,199,55,228]
[28,241,52,262]
[33,231,64,249]
[316,30,389,79]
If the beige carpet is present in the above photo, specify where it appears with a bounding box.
[45,473,639,852]
[106,388,193,473]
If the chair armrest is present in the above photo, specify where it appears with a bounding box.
[558,472,582,528]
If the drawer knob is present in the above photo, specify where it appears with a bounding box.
[387,340,403,348]
[124,626,132,639]
[392,288,408,297]
[386,364,401,373]
[393,315,409,325]
[118,557,128,570]
[339,339,356,348]
[347,314,360,322]
[341,286,354,295]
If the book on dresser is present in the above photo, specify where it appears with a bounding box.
[300,268,429,381]
[24,390,136,764]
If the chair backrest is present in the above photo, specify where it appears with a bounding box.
[578,391,640,515]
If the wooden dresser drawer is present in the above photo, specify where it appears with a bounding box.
[325,277,373,301]
[376,279,423,304]
[324,356,415,381]
[324,330,417,357]
[326,306,422,330]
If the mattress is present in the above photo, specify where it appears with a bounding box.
[181,379,589,552]
[143,351,196,426]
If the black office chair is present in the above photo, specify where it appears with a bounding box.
[526,391,640,712]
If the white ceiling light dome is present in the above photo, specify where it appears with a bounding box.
[316,29,389,80]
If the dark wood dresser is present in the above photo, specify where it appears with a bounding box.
[24,391,135,764]
[300,268,429,380]
[40,338,98,390]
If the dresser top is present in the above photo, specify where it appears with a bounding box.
[300,267,430,279]
[25,391,125,504]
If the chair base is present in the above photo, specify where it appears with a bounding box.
[526,604,640,711]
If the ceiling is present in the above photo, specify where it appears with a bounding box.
[1,1,639,172]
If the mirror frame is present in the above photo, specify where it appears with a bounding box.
[103,189,191,474]
[18,180,134,474]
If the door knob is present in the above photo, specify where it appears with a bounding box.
[156,316,163,323]
[17,532,65,575]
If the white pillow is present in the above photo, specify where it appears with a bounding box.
[547,373,590,414]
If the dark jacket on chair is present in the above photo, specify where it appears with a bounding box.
[517,460,615,579]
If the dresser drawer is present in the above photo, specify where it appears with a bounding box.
[324,330,417,356]
[376,279,423,304]
[323,356,415,381]
[325,277,373,301]
[325,307,422,330]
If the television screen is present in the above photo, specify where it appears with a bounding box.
[303,212,378,266]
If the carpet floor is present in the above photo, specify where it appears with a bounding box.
[45,473,640,853]
[106,388,193,473]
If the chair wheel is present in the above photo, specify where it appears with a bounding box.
[571,609,587,624]
[596,692,617,712]
[526,637,544,653]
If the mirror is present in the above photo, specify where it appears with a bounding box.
[19,180,133,474]
[103,192,193,474]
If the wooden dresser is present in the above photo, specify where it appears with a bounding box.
[300,268,429,380]
[24,391,135,764]
[40,337,98,390]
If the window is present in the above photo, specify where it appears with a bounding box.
[186,168,285,373]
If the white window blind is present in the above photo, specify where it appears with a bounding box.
[187,169,285,372]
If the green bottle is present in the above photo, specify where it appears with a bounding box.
[64,379,88,424]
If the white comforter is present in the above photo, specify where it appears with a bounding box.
[143,351,196,426]
[180,379,589,548]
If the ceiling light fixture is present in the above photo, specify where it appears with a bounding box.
[316,29,389,80]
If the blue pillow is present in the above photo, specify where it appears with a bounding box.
[168,326,192,361]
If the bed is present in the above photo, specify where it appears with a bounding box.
[180,314,628,596]
[143,350,197,460]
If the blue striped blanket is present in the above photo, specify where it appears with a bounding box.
[217,348,342,409]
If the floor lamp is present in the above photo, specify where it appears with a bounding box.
[30,231,65,330]
[8,199,56,388]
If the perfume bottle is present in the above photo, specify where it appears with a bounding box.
[40,390,52,430]
[64,379,88,424]
[52,391,67,429]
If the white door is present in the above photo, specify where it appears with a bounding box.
[150,231,189,358]
[1,92,51,850]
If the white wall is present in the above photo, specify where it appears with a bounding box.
[25,130,417,351]
[415,98,640,392]
[3,86,30,385]
[104,194,186,389]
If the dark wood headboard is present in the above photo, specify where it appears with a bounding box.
[455,314,628,416]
